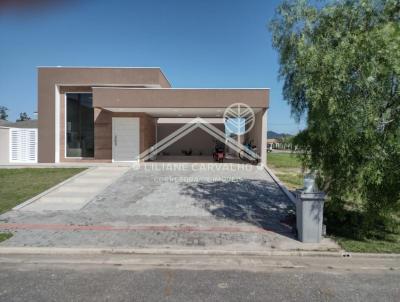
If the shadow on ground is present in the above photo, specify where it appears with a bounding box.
[180,179,296,238]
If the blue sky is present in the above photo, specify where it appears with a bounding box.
[0,0,305,134]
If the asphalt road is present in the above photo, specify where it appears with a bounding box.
[0,254,399,302]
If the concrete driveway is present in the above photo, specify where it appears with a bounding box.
[0,163,338,251]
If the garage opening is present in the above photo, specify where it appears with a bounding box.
[154,118,240,163]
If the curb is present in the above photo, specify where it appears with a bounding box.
[0,246,345,257]
[346,252,400,259]
[263,166,297,204]
[0,247,398,258]
[12,167,95,210]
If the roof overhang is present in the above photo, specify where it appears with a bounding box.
[103,107,263,118]
[93,87,269,110]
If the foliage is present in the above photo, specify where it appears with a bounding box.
[0,233,12,243]
[0,106,8,120]
[335,235,400,253]
[277,135,293,145]
[16,112,31,122]
[270,0,400,238]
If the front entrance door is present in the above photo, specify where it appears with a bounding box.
[112,117,140,162]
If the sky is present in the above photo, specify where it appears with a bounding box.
[0,0,306,134]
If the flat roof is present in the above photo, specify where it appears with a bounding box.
[38,66,171,88]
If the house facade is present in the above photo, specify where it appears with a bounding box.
[38,67,269,164]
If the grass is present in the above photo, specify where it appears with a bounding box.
[275,173,304,189]
[0,168,85,243]
[267,152,400,253]
[0,233,12,243]
[335,236,400,253]
[0,168,86,214]
[267,152,304,190]
[267,152,303,170]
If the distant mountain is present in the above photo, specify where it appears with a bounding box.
[267,131,293,139]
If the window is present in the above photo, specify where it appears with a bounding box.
[66,93,94,157]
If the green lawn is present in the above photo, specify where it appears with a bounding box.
[267,152,304,190]
[0,168,86,214]
[335,236,400,253]
[0,168,86,243]
[267,152,303,170]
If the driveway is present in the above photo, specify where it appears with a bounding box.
[0,163,338,251]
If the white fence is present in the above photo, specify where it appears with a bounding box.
[9,128,38,163]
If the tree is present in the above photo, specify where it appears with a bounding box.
[270,0,400,238]
[0,106,8,120]
[16,112,31,122]
[278,135,294,149]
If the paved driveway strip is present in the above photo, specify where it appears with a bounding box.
[0,163,339,251]
[16,167,130,211]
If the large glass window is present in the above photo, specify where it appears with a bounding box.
[66,93,94,157]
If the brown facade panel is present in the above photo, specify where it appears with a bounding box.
[40,67,170,88]
[93,110,156,160]
[94,109,113,160]
[93,88,269,109]
[140,115,156,154]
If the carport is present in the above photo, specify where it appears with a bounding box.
[92,88,269,165]
[156,117,225,161]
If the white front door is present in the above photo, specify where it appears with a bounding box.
[112,117,140,162]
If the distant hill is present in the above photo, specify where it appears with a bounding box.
[267,131,293,139]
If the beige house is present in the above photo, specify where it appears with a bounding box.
[38,67,269,164]
[267,138,281,149]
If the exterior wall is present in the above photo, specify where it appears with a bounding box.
[0,128,9,163]
[93,109,112,160]
[157,123,225,156]
[262,109,267,166]
[93,110,156,161]
[140,114,157,154]
[38,67,170,163]
[59,87,157,162]
[93,88,269,109]
[245,109,267,166]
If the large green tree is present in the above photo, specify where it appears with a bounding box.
[270,0,400,237]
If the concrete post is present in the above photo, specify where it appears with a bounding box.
[261,108,267,167]
[295,190,326,243]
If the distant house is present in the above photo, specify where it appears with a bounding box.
[267,138,281,150]
[0,120,38,164]
[266,137,295,151]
